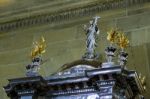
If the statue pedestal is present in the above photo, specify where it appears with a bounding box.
[101,62,114,68]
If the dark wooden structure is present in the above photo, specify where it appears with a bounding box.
[4,59,145,99]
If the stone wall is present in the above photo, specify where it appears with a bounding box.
[0,2,150,99]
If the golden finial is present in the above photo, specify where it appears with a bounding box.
[107,28,118,44]
[30,36,46,59]
[39,36,46,54]
[117,32,129,49]
[31,41,39,59]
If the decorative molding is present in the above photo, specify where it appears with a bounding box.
[0,0,149,32]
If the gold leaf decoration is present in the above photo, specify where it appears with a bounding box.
[107,28,118,44]
[30,36,46,59]
[117,32,129,49]
[39,36,46,54]
[107,28,129,49]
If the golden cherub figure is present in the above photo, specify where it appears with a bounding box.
[31,36,46,59]
[117,32,129,49]
[107,28,118,44]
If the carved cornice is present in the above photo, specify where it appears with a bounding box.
[0,0,149,32]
